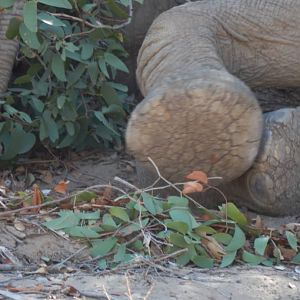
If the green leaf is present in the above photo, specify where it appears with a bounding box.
[38,12,66,27]
[57,95,66,109]
[119,219,149,236]
[51,54,66,81]
[109,207,130,222]
[98,58,109,78]
[0,0,15,8]
[220,251,237,268]
[169,232,189,248]
[128,240,143,251]
[38,0,72,9]
[81,43,94,60]
[286,231,298,251]
[195,225,217,235]
[225,225,246,252]
[90,237,117,257]
[192,255,214,268]
[254,236,269,256]
[242,250,265,265]
[67,63,86,88]
[19,23,41,49]
[142,192,157,215]
[109,82,128,92]
[64,226,100,238]
[6,17,21,39]
[0,125,36,160]
[23,1,37,32]
[101,82,121,106]
[65,122,74,136]
[114,244,126,262]
[292,252,300,264]
[43,214,80,230]
[165,221,189,234]
[212,233,233,246]
[102,213,117,229]
[167,196,189,207]
[88,62,98,84]
[104,52,129,73]
[261,259,274,267]
[221,203,248,226]
[31,97,45,112]
[76,211,100,220]
[176,252,191,266]
[94,111,119,135]
[42,110,58,142]
[14,74,31,84]
[169,208,198,232]
[61,102,78,121]
[102,104,125,119]
[107,0,128,18]
[97,259,107,270]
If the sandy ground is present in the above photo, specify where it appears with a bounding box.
[0,151,300,299]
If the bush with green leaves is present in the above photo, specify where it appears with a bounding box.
[43,191,300,269]
[0,0,143,160]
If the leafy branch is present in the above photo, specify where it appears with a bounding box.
[1,159,299,270]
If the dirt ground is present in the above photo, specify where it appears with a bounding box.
[0,151,300,299]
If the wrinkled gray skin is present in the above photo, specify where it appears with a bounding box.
[0,0,23,93]
[126,0,300,216]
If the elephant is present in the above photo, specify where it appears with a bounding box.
[0,0,23,93]
[126,0,300,216]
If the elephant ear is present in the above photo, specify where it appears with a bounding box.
[0,124,36,160]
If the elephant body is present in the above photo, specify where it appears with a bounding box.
[126,0,300,215]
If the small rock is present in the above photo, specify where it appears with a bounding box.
[274,265,286,271]
[14,220,25,232]
[288,282,296,289]
[6,225,26,239]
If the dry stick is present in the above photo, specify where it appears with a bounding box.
[99,248,188,276]
[52,245,88,268]
[125,272,134,300]
[0,184,131,217]
[147,157,206,210]
[51,0,133,30]
[143,284,155,300]
[102,285,112,300]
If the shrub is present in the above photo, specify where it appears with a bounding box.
[0,0,143,160]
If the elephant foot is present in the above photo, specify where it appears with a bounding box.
[126,71,263,183]
[224,107,300,216]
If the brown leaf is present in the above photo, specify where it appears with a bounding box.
[6,284,44,293]
[182,182,203,194]
[279,246,297,261]
[63,285,79,297]
[39,170,53,184]
[201,235,225,260]
[31,184,42,212]
[285,223,300,234]
[254,215,263,229]
[185,171,208,184]
[54,180,69,194]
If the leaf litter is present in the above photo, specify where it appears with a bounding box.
[0,163,299,275]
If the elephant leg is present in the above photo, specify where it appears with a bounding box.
[219,107,300,216]
[126,70,263,184]
[0,0,24,93]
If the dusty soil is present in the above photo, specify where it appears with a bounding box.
[0,151,300,299]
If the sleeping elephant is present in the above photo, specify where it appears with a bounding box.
[126,0,300,216]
